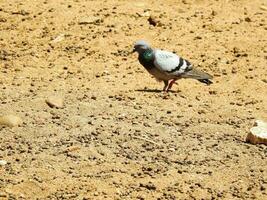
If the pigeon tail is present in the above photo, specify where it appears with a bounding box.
[182,68,213,80]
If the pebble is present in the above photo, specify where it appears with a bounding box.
[148,15,159,26]
[46,96,64,108]
[140,182,157,190]
[0,160,7,166]
[0,115,23,127]
[244,17,252,22]
[52,34,65,43]
[66,146,81,153]
[140,11,150,17]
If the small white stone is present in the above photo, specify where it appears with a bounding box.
[52,34,65,43]
[137,11,150,17]
[260,6,267,11]
[246,120,267,145]
[0,160,7,166]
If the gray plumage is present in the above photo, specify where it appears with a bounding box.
[133,40,213,91]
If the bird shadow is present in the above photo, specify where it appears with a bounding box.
[135,89,178,93]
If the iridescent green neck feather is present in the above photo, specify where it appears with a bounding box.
[142,49,153,61]
[138,48,154,70]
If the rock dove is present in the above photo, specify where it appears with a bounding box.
[133,40,213,92]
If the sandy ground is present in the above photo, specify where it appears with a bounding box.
[0,0,267,199]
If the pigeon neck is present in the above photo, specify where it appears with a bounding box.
[138,48,154,70]
[141,48,153,61]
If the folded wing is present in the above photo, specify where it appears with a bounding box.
[153,49,192,76]
[154,49,213,82]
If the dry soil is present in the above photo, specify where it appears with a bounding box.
[0,0,267,199]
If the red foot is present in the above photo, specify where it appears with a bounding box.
[165,79,176,92]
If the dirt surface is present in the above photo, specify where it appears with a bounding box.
[0,0,267,199]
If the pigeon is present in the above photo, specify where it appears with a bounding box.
[133,40,213,92]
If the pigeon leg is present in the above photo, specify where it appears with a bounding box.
[163,80,169,91]
[166,79,177,92]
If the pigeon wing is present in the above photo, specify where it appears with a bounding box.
[153,50,191,76]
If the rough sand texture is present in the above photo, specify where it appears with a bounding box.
[0,0,267,199]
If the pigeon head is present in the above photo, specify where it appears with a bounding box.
[133,40,151,54]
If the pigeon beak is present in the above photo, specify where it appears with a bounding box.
[132,48,136,53]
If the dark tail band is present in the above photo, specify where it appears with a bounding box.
[198,79,213,85]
